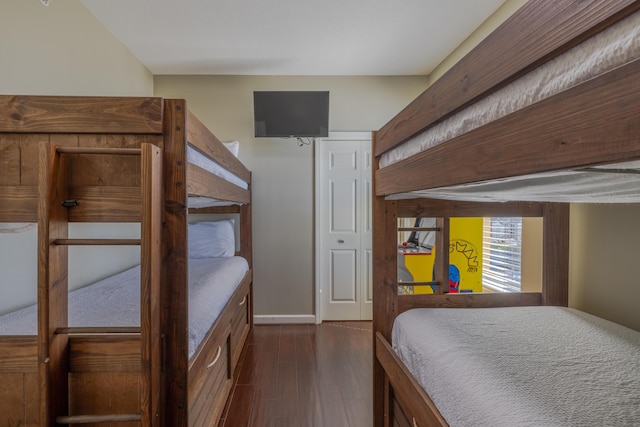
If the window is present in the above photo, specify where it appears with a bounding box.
[482,217,522,292]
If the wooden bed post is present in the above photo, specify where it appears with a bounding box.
[140,143,164,426]
[161,99,190,427]
[372,131,398,427]
[434,217,450,294]
[38,143,70,426]
[542,203,570,306]
[240,187,254,328]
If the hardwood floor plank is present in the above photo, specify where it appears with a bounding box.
[221,384,254,427]
[221,322,372,427]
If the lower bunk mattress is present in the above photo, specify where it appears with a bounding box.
[392,306,640,426]
[0,256,249,358]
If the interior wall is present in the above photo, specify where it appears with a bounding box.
[0,0,153,314]
[154,75,428,317]
[569,205,640,332]
[428,0,528,84]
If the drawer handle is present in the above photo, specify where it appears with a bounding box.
[238,296,246,306]
[207,346,222,369]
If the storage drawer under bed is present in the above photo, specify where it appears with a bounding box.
[230,289,250,369]
[188,323,232,427]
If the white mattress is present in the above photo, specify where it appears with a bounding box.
[379,10,640,169]
[0,256,249,358]
[186,144,248,208]
[393,306,640,427]
[387,160,640,203]
[187,145,248,190]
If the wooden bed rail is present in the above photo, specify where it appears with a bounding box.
[0,95,163,134]
[374,0,640,158]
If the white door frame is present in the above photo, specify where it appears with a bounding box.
[314,131,372,324]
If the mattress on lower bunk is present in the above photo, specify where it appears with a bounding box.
[0,256,249,358]
[392,306,640,427]
[380,10,640,169]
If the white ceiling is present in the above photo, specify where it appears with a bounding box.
[80,0,506,76]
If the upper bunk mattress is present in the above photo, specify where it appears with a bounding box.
[379,10,640,170]
[386,160,640,203]
[0,256,249,358]
[187,143,249,208]
[392,306,640,427]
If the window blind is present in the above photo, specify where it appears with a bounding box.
[482,217,522,292]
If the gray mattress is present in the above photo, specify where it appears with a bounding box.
[0,256,249,358]
[393,306,640,426]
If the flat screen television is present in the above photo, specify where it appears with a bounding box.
[253,91,329,138]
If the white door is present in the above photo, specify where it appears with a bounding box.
[316,133,372,321]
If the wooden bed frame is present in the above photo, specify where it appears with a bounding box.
[0,95,253,426]
[372,1,640,426]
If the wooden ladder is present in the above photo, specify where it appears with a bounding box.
[398,217,450,294]
[38,144,163,426]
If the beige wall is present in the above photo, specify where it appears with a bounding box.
[0,0,152,96]
[0,0,153,314]
[154,75,428,316]
[429,0,527,84]
[569,205,640,331]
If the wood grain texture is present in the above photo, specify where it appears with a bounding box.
[67,186,142,222]
[542,203,570,306]
[222,323,373,427]
[0,134,20,185]
[68,335,141,373]
[240,188,253,270]
[0,337,38,372]
[397,292,543,314]
[186,109,251,183]
[161,99,190,427]
[0,95,163,134]
[140,143,164,426]
[187,163,250,204]
[372,139,398,427]
[38,142,70,426]
[396,198,543,218]
[376,58,640,196]
[434,218,449,294]
[68,371,141,427]
[376,333,447,427]
[375,0,640,156]
[0,185,38,222]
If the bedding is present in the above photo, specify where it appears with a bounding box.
[387,160,640,203]
[0,256,249,358]
[380,10,640,169]
[188,220,236,258]
[392,306,640,427]
[187,144,248,190]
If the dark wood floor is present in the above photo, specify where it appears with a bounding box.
[218,321,373,427]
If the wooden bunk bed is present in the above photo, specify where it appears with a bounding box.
[0,95,253,426]
[372,0,640,426]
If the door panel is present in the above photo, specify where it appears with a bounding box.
[318,134,372,321]
[330,250,357,302]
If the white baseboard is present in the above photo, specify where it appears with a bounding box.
[253,314,316,325]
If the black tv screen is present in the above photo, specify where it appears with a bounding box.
[254,91,329,138]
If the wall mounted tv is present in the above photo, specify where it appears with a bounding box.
[254,91,329,138]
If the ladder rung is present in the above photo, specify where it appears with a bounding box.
[56,147,142,156]
[56,414,141,424]
[53,239,141,246]
[399,281,440,286]
[56,326,140,335]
